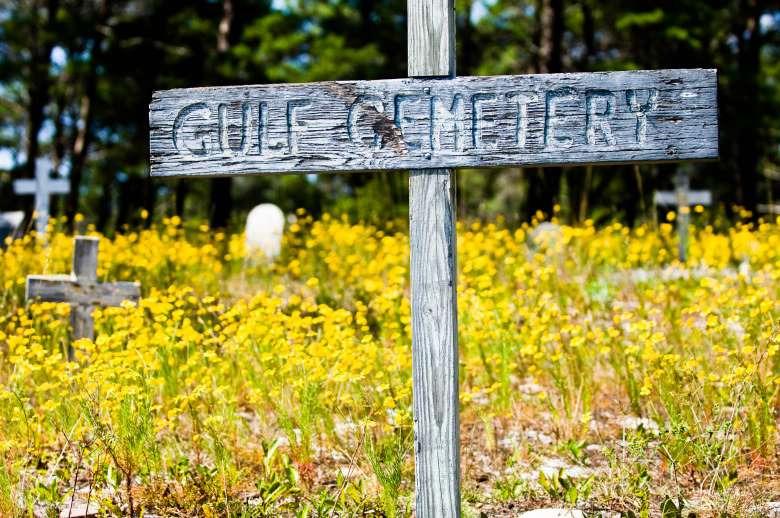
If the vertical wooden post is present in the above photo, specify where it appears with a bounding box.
[73,236,99,282]
[674,170,690,262]
[70,236,99,346]
[408,0,455,77]
[70,305,94,346]
[408,0,460,515]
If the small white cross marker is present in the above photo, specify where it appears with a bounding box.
[13,161,70,235]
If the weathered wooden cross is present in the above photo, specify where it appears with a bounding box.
[13,161,70,235]
[149,1,718,514]
[654,170,712,261]
[26,236,141,358]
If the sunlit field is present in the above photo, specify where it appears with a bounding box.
[0,211,778,517]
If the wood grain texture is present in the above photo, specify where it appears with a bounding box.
[409,3,460,514]
[26,275,140,307]
[410,169,460,518]
[408,0,455,77]
[149,69,718,177]
[73,236,99,282]
[70,304,94,344]
[674,170,691,262]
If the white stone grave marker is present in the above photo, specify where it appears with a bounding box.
[245,203,285,260]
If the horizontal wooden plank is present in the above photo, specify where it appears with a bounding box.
[26,275,141,307]
[654,190,712,206]
[150,69,718,177]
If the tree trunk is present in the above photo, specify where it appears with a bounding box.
[21,0,60,221]
[134,7,166,229]
[52,92,67,178]
[217,0,233,53]
[459,0,474,75]
[621,166,640,227]
[67,0,110,230]
[209,0,235,229]
[97,173,113,232]
[565,0,595,223]
[359,0,376,40]
[209,179,233,228]
[175,180,189,217]
[142,176,156,229]
[526,0,564,221]
[580,0,594,68]
[67,94,93,226]
[578,166,592,222]
[734,0,764,218]
[538,0,563,74]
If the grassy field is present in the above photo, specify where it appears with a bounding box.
[0,211,778,517]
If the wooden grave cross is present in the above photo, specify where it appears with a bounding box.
[653,170,712,262]
[26,236,141,357]
[148,0,719,514]
[13,162,70,235]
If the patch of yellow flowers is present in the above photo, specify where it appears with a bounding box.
[0,211,778,513]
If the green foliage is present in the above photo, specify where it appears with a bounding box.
[276,382,330,464]
[660,495,687,518]
[253,440,303,514]
[1,0,778,228]
[0,463,15,518]
[615,9,665,31]
[538,468,594,507]
[330,174,408,225]
[559,439,590,466]
[492,474,532,503]
[81,390,160,516]
[142,439,304,515]
[296,474,373,517]
[364,429,410,518]
[603,429,654,516]
[31,476,61,517]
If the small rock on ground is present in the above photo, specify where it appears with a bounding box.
[616,415,659,433]
[59,502,99,518]
[535,457,593,479]
[518,510,585,518]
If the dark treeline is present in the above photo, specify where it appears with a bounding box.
[1,0,779,231]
